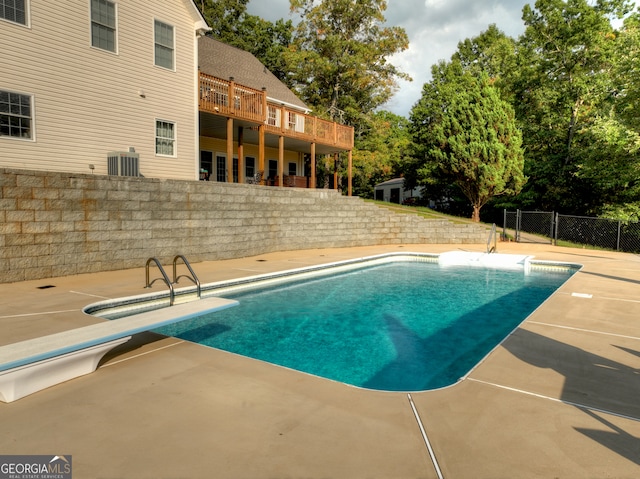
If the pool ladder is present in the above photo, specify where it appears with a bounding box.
[486,223,497,254]
[145,255,201,306]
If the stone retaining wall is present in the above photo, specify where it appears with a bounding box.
[0,168,487,283]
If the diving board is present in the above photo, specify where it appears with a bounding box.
[0,296,238,403]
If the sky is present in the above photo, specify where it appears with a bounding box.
[246,0,639,118]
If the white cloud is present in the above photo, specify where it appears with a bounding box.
[246,0,640,117]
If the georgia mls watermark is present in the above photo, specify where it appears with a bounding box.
[0,456,72,479]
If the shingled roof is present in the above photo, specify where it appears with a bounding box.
[198,36,309,112]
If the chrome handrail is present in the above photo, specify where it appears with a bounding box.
[144,257,175,306]
[173,255,201,299]
[487,223,497,254]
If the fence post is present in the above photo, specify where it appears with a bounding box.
[617,221,621,251]
[554,213,559,246]
[503,209,507,240]
[516,210,521,242]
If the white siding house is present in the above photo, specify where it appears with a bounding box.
[0,0,208,180]
[374,178,425,204]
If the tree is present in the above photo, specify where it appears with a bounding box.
[198,0,250,42]
[198,0,294,84]
[410,67,526,221]
[611,12,640,132]
[284,0,410,125]
[452,24,519,102]
[511,0,633,213]
[351,111,413,197]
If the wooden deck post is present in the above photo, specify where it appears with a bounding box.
[226,117,234,183]
[237,126,244,183]
[348,150,353,196]
[278,136,284,187]
[310,143,316,189]
[258,125,265,184]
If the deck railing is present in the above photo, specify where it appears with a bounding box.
[199,73,264,123]
[199,72,354,150]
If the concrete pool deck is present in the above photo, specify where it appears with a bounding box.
[0,243,638,478]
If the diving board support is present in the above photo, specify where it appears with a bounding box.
[0,296,238,403]
[0,337,130,403]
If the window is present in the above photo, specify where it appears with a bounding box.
[287,112,297,131]
[155,120,175,156]
[0,90,32,139]
[200,151,213,181]
[245,157,255,178]
[154,20,174,69]
[232,157,238,183]
[267,106,278,126]
[91,0,116,52]
[215,155,226,182]
[1,0,27,25]
[268,159,277,179]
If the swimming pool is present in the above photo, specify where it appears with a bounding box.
[143,253,578,391]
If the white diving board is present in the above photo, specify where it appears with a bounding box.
[0,296,238,403]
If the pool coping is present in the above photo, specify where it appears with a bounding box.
[82,251,583,395]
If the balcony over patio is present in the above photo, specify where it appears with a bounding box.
[198,72,354,152]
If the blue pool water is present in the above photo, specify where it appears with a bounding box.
[154,260,575,391]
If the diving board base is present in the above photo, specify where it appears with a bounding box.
[0,337,131,403]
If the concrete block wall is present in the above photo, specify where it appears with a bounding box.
[0,168,488,283]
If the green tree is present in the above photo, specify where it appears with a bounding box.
[452,24,519,102]
[198,0,249,42]
[410,68,526,222]
[611,12,640,132]
[576,114,640,219]
[512,0,633,213]
[351,111,413,198]
[285,0,410,125]
[198,0,294,84]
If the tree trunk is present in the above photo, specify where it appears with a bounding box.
[472,204,481,222]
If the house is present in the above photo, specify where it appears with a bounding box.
[374,178,425,204]
[197,37,354,192]
[0,0,209,180]
[0,1,355,192]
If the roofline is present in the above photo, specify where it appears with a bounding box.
[267,97,310,114]
[185,0,212,33]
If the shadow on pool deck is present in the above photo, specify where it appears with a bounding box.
[501,328,640,466]
[1,243,639,478]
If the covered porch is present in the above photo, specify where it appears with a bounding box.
[198,72,355,194]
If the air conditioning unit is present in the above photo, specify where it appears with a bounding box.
[108,149,139,177]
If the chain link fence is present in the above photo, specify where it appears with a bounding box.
[502,210,640,253]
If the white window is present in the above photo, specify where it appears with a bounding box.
[267,106,279,127]
[154,20,174,70]
[155,120,175,156]
[0,90,33,140]
[287,112,297,131]
[91,0,116,52]
[1,0,27,25]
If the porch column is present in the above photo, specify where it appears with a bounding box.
[310,143,316,189]
[226,117,234,183]
[237,126,244,183]
[333,153,338,190]
[348,150,353,196]
[278,135,284,188]
[258,125,265,184]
